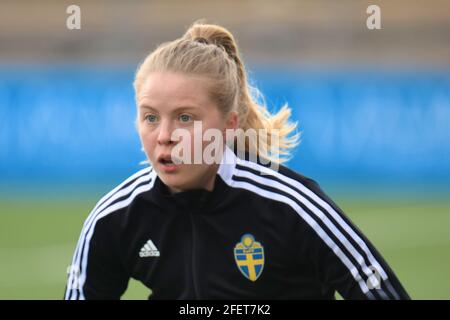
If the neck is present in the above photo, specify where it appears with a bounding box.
[168,162,220,194]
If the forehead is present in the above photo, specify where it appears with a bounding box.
[138,72,212,111]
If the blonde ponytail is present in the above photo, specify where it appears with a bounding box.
[134,20,300,164]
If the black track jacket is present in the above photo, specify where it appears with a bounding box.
[64,145,410,300]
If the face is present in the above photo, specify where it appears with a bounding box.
[136,71,237,193]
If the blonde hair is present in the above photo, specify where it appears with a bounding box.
[134,21,300,164]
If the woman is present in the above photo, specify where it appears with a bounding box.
[64,22,410,300]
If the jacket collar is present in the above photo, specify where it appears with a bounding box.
[143,144,237,213]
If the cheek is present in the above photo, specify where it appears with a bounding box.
[203,120,227,144]
[176,129,196,162]
[138,128,157,154]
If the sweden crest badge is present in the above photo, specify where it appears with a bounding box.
[234,234,264,281]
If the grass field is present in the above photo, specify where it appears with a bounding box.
[0,196,449,299]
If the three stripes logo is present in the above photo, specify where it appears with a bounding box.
[139,239,160,257]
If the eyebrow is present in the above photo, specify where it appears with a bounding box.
[139,105,198,113]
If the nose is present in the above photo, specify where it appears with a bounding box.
[157,119,175,146]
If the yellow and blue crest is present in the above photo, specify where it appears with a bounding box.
[234,234,264,281]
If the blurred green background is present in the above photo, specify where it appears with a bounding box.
[1,196,449,299]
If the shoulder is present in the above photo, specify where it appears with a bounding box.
[231,156,328,205]
[229,156,344,224]
[81,166,156,232]
[231,156,353,241]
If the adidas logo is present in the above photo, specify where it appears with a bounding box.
[139,239,160,257]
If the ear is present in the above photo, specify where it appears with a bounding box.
[225,111,238,130]
[222,111,238,146]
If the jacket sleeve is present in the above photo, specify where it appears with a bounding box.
[297,179,410,300]
[64,214,129,300]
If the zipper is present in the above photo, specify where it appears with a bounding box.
[189,212,201,298]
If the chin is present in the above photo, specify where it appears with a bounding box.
[159,174,189,191]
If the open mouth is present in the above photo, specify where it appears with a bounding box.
[159,158,174,165]
[157,154,181,170]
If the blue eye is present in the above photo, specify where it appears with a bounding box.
[145,115,158,123]
[179,114,192,123]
